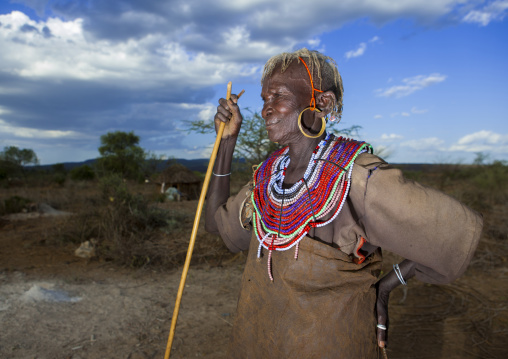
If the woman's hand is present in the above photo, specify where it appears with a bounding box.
[375,279,391,348]
[375,259,417,348]
[214,93,243,139]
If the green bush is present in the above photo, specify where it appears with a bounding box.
[0,159,20,179]
[95,174,190,266]
[53,173,66,186]
[52,163,67,174]
[1,195,31,215]
[70,165,95,181]
[472,161,508,193]
[409,161,508,212]
[467,161,508,209]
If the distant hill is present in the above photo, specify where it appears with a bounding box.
[164,159,210,172]
[36,158,210,173]
[391,163,458,172]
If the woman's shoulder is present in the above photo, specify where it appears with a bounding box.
[353,151,387,169]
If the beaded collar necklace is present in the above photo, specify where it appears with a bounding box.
[251,133,371,280]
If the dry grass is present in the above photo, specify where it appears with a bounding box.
[1,173,238,269]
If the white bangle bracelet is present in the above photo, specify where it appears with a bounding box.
[212,172,231,177]
[393,263,407,285]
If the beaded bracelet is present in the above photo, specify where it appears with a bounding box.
[393,263,407,285]
[212,172,231,177]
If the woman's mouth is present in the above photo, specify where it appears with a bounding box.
[265,119,281,128]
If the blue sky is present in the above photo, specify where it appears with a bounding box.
[0,0,506,165]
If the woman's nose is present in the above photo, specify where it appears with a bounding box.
[262,103,272,119]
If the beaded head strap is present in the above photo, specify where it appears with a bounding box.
[299,57,323,111]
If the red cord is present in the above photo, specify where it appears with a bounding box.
[299,57,323,110]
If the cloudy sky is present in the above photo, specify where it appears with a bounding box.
[0,0,507,165]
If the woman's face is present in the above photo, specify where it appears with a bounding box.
[260,62,312,145]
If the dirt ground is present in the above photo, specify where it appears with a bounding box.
[1,199,507,359]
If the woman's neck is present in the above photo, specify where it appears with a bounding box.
[283,134,325,186]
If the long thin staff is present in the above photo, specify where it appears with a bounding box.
[164,82,234,359]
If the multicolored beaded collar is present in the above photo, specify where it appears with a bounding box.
[251,133,371,280]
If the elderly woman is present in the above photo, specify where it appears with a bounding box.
[205,49,482,358]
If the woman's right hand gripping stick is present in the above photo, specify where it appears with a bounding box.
[214,90,245,139]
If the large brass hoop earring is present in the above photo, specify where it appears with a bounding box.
[297,107,325,139]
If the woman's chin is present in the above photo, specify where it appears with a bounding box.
[266,132,279,144]
[268,136,285,145]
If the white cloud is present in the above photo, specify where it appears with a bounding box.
[344,35,380,59]
[223,25,251,48]
[402,137,446,151]
[3,1,494,74]
[411,107,428,114]
[197,142,215,159]
[450,130,508,152]
[462,0,508,26]
[380,133,403,141]
[0,11,259,88]
[373,145,393,159]
[178,103,216,122]
[375,73,447,98]
[387,130,508,162]
[463,11,493,26]
[345,42,367,59]
[373,130,508,164]
[378,107,427,119]
[307,38,321,47]
[0,106,10,116]
[0,119,91,139]
[247,0,468,37]
[198,104,217,122]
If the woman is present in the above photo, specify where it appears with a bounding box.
[205,49,482,358]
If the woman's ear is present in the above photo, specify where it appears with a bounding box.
[316,91,336,116]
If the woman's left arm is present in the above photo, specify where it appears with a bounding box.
[351,153,483,348]
[375,259,416,348]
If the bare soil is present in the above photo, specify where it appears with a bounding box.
[1,199,507,359]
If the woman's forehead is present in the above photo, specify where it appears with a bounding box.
[262,62,311,91]
[275,61,308,80]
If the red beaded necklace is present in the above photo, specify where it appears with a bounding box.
[252,133,371,280]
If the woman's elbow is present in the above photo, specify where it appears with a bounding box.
[204,219,220,236]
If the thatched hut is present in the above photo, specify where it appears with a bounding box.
[157,163,202,200]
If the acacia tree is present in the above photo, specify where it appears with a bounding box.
[188,109,361,168]
[0,146,39,179]
[0,146,39,166]
[96,131,146,179]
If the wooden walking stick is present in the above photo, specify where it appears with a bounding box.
[164,82,237,359]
